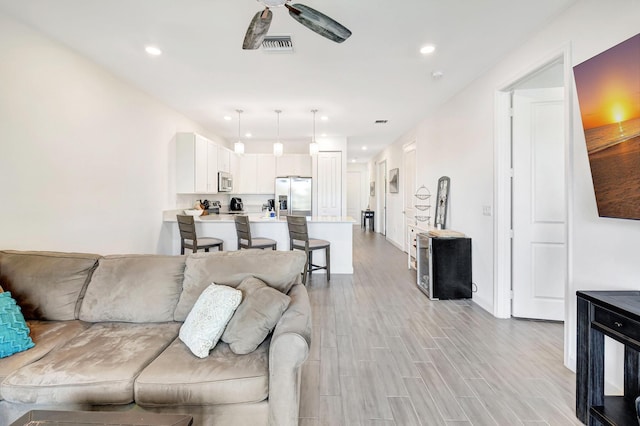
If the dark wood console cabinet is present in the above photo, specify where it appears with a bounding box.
[576,290,640,425]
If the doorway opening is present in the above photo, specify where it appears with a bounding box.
[347,170,363,219]
[494,47,573,366]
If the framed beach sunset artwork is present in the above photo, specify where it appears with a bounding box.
[573,33,640,220]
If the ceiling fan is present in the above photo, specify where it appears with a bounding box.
[243,0,352,50]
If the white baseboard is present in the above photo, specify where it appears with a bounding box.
[386,237,403,252]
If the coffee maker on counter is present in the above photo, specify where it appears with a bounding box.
[230,197,244,212]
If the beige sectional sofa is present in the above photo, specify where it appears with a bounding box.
[0,249,311,425]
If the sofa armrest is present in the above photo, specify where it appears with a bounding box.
[268,283,312,426]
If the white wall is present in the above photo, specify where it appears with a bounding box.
[369,0,640,381]
[0,13,217,255]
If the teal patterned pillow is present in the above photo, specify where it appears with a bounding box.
[0,292,35,358]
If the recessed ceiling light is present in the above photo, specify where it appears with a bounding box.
[320,116,328,121]
[245,132,252,138]
[420,45,436,55]
[223,116,232,121]
[431,70,444,79]
[351,159,356,163]
[321,133,327,137]
[362,146,367,150]
[145,46,162,56]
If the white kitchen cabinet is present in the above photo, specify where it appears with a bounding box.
[234,154,276,194]
[256,154,276,194]
[206,142,218,193]
[176,133,218,194]
[236,154,258,194]
[276,154,311,177]
[229,151,239,194]
[218,146,231,173]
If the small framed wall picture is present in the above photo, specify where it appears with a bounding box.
[389,168,399,193]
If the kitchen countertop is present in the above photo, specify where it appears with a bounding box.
[164,210,356,223]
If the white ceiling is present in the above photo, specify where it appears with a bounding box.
[0,0,576,162]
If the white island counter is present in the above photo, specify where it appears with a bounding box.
[162,211,356,274]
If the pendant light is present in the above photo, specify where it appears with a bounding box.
[309,109,319,156]
[234,109,245,154]
[273,110,283,157]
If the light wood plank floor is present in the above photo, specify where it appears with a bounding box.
[299,227,580,426]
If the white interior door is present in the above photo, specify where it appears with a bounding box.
[347,171,361,219]
[512,88,566,321]
[403,144,417,251]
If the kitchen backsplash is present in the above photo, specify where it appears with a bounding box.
[175,193,276,213]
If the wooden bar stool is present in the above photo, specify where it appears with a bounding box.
[286,215,330,285]
[176,215,223,254]
[234,215,277,250]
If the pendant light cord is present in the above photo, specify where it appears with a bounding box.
[236,109,242,140]
[312,109,318,143]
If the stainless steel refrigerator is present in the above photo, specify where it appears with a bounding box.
[275,176,312,217]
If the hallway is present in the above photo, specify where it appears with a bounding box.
[299,227,579,425]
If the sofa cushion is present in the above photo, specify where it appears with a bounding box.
[0,292,35,358]
[135,337,270,406]
[179,283,242,358]
[79,255,185,323]
[0,322,179,405]
[0,250,100,320]
[174,250,305,321]
[222,276,291,355]
[0,320,89,387]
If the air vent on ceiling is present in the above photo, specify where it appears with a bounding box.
[262,36,294,52]
[375,120,388,124]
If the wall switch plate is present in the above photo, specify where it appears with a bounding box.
[482,205,492,216]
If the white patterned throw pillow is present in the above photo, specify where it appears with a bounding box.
[179,283,242,358]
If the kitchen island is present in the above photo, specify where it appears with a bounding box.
[162,211,356,274]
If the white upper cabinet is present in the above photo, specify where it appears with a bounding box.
[218,146,231,173]
[236,154,257,194]
[229,151,239,193]
[256,154,276,194]
[176,133,218,194]
[276,154,312,177]
[206,142,218,193]
[234,154,276,194]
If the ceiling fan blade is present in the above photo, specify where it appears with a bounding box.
[243,8,273,50]
[285,3,352,43]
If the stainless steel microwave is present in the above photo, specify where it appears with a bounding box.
[218,172,232,192]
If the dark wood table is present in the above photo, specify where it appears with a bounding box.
[11,410,193,426]
[576,290,640,425]
[361,210,374,231]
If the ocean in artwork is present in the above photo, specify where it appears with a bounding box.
[587,128,640,220]
[584,116,640,154]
